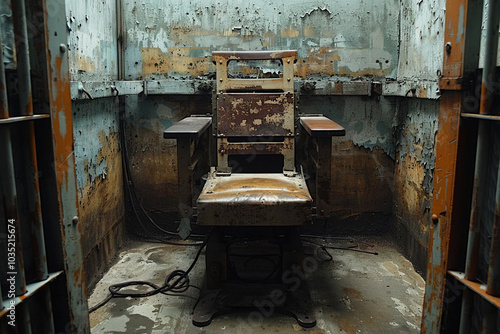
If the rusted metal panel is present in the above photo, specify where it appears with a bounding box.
[422,92,463,333]
[217,93,294,137]
[44,0,90,330]
[197,171,312,226]
[421,0,484,331]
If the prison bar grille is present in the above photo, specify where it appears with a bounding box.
[0,0,89,332]
[421,0,500,332]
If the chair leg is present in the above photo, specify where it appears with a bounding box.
[192,227,316,328]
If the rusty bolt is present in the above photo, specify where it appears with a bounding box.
[287,78,291,81]
[431,214,439,225]
[287,59,290,63]
[220,61,223,64]
[72,216,79,225]
[220,79,223,82]
[445,42,452,55]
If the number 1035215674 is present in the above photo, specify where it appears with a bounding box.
[7,219,16,272]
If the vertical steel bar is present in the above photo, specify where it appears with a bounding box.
[17,302,32,334]
[0,34,27,297]
[12,0,49,282]
[461,1,500,331]
[487,140,500,296]
[482,0,500,299]
[11,0,33,117]
[43,0,90,329]
[478,0,500,117]
[0,34,8,119]
[422,0,484,332]
[481,299,498,334]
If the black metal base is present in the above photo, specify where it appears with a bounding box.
[192,281,316,328]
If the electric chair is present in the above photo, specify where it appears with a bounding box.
[163,50,345,327]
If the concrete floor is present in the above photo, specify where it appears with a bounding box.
[89,236,425,333]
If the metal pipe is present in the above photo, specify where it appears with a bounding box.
[487,136,500,296]
[11,0,33,116]
[460,0,500,331]
[22,122,49,281]
[0,35,27,296]
[0,34,8,119]
[17,302,32,334]
[478,0,500,116]
[481,299,498,334]
[12,0,49,282]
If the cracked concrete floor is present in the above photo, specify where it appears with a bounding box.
[89,237,425,333]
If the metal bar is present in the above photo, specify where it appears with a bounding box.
[116,0,124,81]
[462,113,500,121]
[0,34,8,119]
[0,114,50,124]
[460,1,500,331]
[11,0,34,116]
[0,129,27,296]
[481,298,498,334]
[487,139,500,296]
[478,0,500,117]
[422,0,484,331]
[177,138,194,219]
[315,137,332,218]
[17,302,32,334]
[0,271,63,318]
[69,79,442,100]
[43,0,90,330]
[449,271,500,308]
[12,0,49,283]
[23,121,49,281]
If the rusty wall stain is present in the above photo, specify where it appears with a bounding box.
[330,142,394,215]
[126,95,212,213]
[72,98,125,289]
[141,47,210,77]
[125,0,399,80]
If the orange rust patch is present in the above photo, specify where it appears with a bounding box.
[141,47,210,76]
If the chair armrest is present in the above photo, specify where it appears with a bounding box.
[163,116,212,139]
[299,116,345,137]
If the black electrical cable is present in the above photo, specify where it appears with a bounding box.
[300,234,355,243]
[118,101,205,241]
[89,229,211,314]
[302,239,379,256]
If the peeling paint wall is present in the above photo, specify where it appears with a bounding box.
[66,0,124,290]
[123,0,400,80]
[299,95,396,228]
[66,0,118,82]
[123,0,402,234]
[72,98,125,289]
[125,95,211,215]
[393,99,439,274]
[393,0,445,274]
[63,0,453,278]
[397,0,445,81]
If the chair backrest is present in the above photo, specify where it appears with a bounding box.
[212,50,297,173]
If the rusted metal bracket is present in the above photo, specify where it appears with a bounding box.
[439,77,463,91]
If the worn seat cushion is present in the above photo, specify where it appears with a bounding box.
[197,172,312,226]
